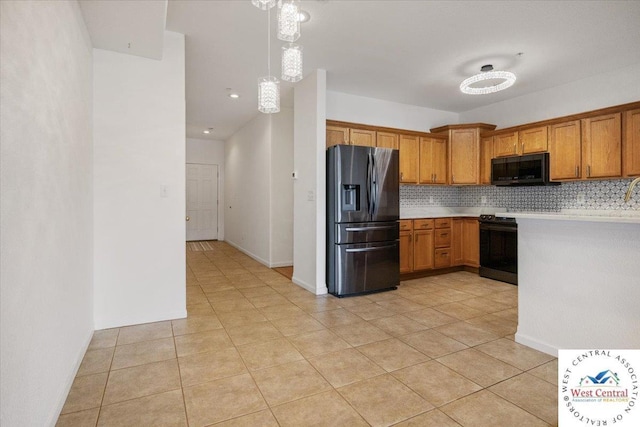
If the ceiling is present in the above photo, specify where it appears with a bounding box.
[83,1,640,141]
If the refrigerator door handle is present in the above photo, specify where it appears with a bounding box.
[366,152,373,216]
[371,152,378,216]
[345,225,397,232]
[345,243,398,253]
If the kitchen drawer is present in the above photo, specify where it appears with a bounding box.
[435,218,452,229]
[435,248,451,268]
[399,220,413,231]
[435,229,451,248]
[413,219,434,230]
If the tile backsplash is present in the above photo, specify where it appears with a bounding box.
[400,178,640,212]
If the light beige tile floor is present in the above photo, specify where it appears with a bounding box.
[57,241,558,426]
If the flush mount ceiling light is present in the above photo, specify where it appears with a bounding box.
[228,93,240,99]
[203,128,213,134]
[460,64,516,95]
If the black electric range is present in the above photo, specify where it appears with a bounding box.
[478,215,518,285]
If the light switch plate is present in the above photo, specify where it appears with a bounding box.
[577,193,586,204]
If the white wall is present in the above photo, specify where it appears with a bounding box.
[93,31,186,330]
[270,108,294,267]
[327,91,459,132]
[459,63,640,128]
[186,137,225,240]
[224,113,272,264]
[293,70,327,295]
[515,218,640,356]
[0,1,94,425]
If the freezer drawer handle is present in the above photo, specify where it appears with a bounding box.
[345,244,397,253]
[345,226,396,232]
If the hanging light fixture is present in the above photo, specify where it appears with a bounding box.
[460,64,516,95]
[277,0,300,42]
[281,43,303,82]
[258,6,280,113]
[251,0,276,10]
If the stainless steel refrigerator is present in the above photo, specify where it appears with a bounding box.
[326,145,400,297]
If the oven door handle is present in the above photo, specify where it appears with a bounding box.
[480,225,517,233]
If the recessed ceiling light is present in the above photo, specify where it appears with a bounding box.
[298,10,310,23]
[203,128,213,134]
[228,93,240,99]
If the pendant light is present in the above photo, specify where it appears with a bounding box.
[251,0,276,10]
[460,65,516,95]
[277,0,300,42]
[281,43,303,82]
[258,6,280,113]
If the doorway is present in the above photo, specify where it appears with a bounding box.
[186,163,219,241]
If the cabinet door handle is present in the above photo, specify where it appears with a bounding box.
[514,142,517,153]
[440,233,449,237]
[409,234,412,242]
[522,142,525,153]
[587,165,591,177]
[400,172,404,180]
[432,173,435,183]
[575,166,579,177]
[452,175,455,184]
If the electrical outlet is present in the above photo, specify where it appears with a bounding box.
[481,196,487,205]
[429,196,434,204]
[577,193,586,204]
[307,190,315,201]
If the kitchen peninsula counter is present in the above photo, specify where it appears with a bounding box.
[498,209,640,224]
[501,210,640,356]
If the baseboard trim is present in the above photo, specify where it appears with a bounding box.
[291,275,327,296]
[224,239,272,267]
[515,331,558,357]
[50,326,93,426]
[94,309,187,331]
[270,261,293,268]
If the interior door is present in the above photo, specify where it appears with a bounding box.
[186,163,218,241]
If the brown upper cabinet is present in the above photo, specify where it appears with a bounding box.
[450,129,479,185]
[480,136,493,185]
[519,126,549,154]
[327,101,640,185]
[624,108,640,177]
[419,136,448,185]
[581,113,622,179]
[350,128,376,147]
[493,127,548,158]
[493,131,519,157]
[549,120,582,181]
[326,124,375,148]
[326,125,349,147]
[399,134,419,184]
[431,124,496,185]
[376,131,399,149]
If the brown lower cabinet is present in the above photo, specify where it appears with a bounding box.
[462,218,480,267]
[400,217,479,274]
[413,229,434,271]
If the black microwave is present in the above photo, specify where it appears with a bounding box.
[491,153,559,186]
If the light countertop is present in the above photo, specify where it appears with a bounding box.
[498,209,640,224]
[400,206,501,219]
